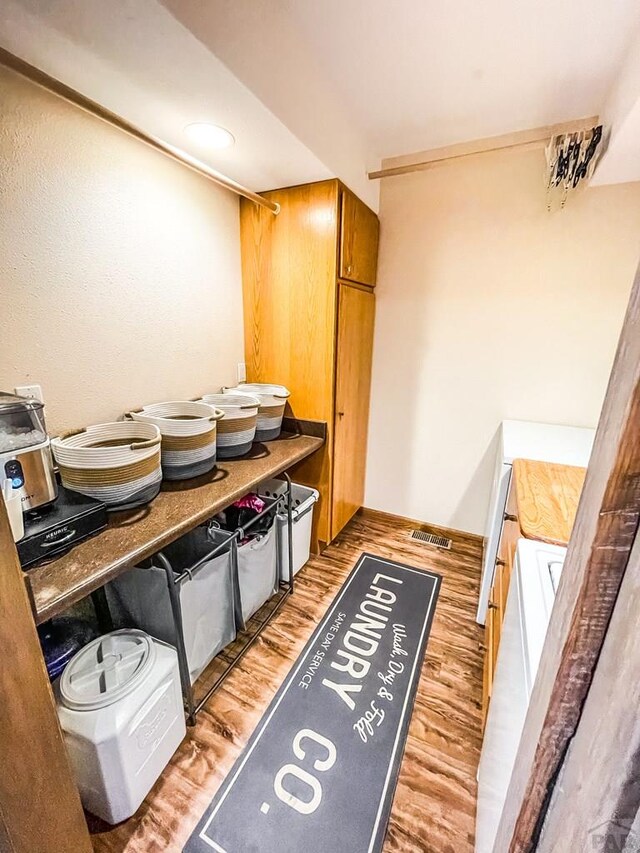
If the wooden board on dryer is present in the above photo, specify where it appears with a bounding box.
[513,459,586,546]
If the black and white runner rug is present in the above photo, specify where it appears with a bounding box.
[184,553,441,853]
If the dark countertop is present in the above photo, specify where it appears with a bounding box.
[27,431,323,623]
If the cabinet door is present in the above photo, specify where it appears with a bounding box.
[340,190,380,287]
[491,571,503,673]
[482,599,495,728]
[332,283,376,538]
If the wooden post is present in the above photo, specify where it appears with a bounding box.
[494,262,640,850]
[536,531,640,849]
[0,499,92,852]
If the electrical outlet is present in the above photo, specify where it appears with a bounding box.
[237,362,247,383]
[14,384,44,403]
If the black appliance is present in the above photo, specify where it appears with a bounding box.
[18,484,108,568]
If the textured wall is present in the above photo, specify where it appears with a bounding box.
[0,64,244,434]
[365,148,640,534]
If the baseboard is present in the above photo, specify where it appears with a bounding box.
[358,506,484,546]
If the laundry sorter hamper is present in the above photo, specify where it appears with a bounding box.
[106,486,294,725]
[258,478,319,581]
[106,524,238,689]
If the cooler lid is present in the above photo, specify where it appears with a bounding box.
[59,629,155,710]
[0,392,44,414]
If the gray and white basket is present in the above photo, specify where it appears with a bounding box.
[199,393,260,458]
[223,384,290,442]
[51,421,162,509]
[126,401,224,481]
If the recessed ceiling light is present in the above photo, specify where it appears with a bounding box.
[184,122,235,150]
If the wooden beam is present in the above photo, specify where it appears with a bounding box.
[0,499,92,852]
[368,116,599,179]
[536,530,640,850]
[494,259,640,851]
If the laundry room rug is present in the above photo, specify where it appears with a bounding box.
[184,553,441,853]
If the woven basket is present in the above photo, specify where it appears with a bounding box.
[126,401,224,481]
[51,422,162,508]
[199,393,260,458]
[223,384,290,441]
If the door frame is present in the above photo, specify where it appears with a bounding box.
[495,262,640,850]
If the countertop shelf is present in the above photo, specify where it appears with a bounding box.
[512,458,586,546]
[26,431,323,624]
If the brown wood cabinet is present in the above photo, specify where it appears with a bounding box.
[486,505,518,696]
[339,190,380,287]
[482,479,518,724]
[239,180,379,546]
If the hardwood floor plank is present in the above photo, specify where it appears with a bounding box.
[90,509,483,852]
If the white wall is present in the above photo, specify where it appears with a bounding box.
[0,64,245,434]
[365,147,640,535]
[592,22,640,187]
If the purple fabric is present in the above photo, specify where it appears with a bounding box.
[233,494,266,513]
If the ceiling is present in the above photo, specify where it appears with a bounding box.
[1,0,639,205]
[169,0,639,160]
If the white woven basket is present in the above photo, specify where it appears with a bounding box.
[223,384,290,441]
[199,393,260,459]
[126,401,224,480]
[51,422,162,508]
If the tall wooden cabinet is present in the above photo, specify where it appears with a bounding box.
[239,179,380,546]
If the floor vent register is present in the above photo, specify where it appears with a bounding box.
[410,530,452,549]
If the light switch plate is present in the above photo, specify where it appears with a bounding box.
[237,362,247,383]
[15,384,44,403]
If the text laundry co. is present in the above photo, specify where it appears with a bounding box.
[321,573,403,711]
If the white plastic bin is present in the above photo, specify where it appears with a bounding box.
[56,630,186,824]
[209,522,278,625]
[106,527,237,684]
[258,479,319,581]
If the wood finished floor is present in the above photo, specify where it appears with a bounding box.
[89,508,484,853]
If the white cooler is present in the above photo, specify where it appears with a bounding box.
[56,630,186,824]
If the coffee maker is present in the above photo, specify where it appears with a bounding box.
[0,392,58,511]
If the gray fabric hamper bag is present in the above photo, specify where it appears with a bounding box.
[106,526,237,684]
[209,522,278,626]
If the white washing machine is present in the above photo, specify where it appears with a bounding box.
[476,538,567,853]
[56,629,186,824]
